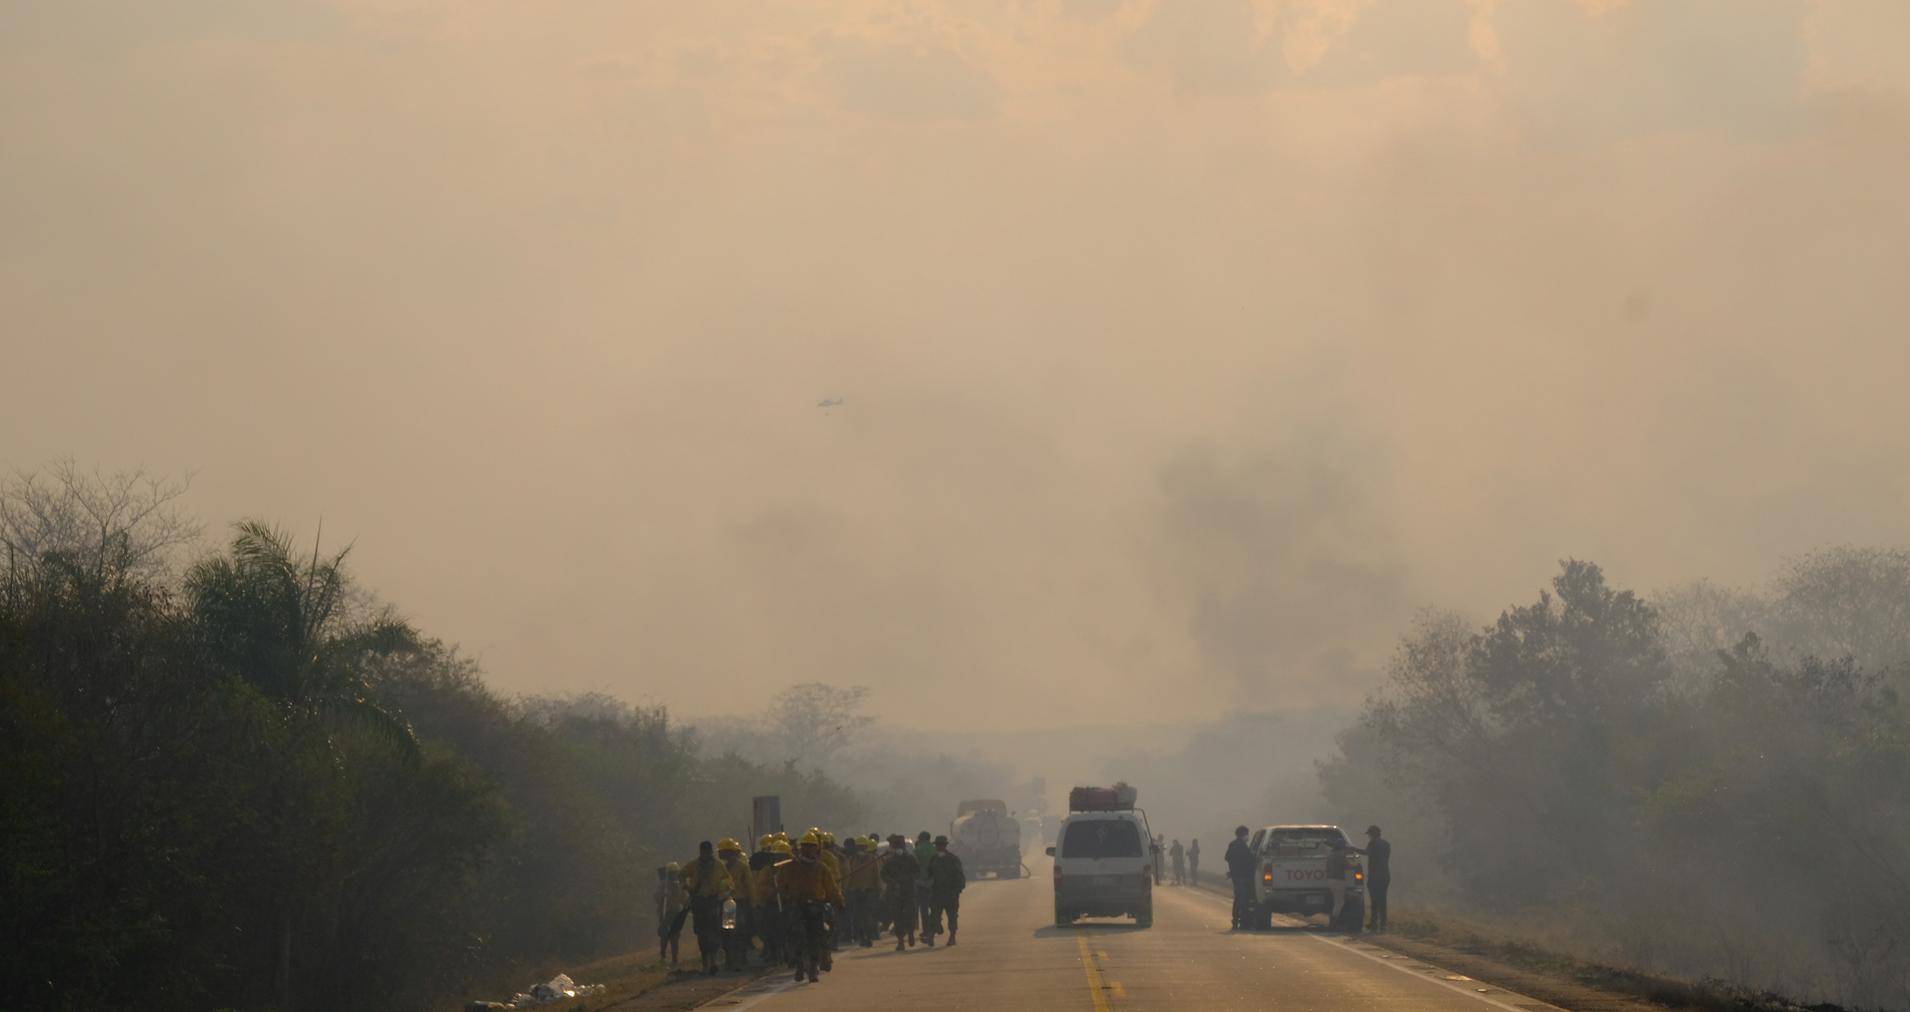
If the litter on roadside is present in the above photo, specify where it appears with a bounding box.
[465,971,606,1010]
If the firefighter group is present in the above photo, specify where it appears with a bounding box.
[654,828,968,984]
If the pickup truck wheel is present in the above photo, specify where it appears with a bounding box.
[1255,903,1274,931]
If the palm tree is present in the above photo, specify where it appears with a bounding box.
[187,520,420,1010]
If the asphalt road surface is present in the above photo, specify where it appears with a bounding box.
[697,859,1564,1011]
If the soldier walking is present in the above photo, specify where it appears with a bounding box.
[913,831,936,938]
[883,834,922,950]
[924,835,967,947]
[1188,838,1200,884]
[1169,839,1186,885]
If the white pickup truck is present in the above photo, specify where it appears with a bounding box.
[1248,824,1365,932]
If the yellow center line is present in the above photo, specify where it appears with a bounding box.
[1075,931,1114,1011]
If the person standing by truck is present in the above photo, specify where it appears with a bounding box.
[1324,838,1352,930]
[1224,826,1256,930]
[1361,825,1390,932]
[1169,839,1186,885]
[1187,838,1200,884]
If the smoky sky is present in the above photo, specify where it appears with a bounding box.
[5,0,1909,729]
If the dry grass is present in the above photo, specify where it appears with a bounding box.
[1379,905,1853,1012]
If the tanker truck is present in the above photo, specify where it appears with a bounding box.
[950,799,1024,879]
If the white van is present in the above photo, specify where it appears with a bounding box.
[1046,785,1154,928]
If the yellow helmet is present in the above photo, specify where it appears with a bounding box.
[798,831,821,847]
[665,861,681,873]
[757,834,776,851]
[717,837,742,854]
[770,839,793,855]
[774,831,790,842]
[820,831,836,847]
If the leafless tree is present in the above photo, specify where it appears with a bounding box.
[0,459,200,585]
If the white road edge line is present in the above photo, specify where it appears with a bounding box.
[1305,934,1558,1012]
[1173,885,1557,1011]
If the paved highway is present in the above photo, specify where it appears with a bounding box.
[697,859,1563,1011]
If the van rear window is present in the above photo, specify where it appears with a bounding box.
[1060,819,1142,858]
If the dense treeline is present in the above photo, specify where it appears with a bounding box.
[1322,555,1910,1010]
[0,467,858,1010]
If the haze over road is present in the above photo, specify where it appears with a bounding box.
[679,860,1559,1012]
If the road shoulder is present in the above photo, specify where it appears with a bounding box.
[1179,876,1679,1012]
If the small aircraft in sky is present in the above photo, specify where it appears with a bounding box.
[817,397,845,409]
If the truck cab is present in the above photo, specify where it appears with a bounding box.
[1249,824,1364,932]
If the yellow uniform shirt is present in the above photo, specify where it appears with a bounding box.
[719,855,751,902]
[680,856,732,900]
[775,858,845,906]
[752,861,779,905]
[843,850,882,891]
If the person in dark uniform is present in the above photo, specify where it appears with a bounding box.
[1360,825,1390,932]
[882,834,921,950]
[1188,838,1201,883]
[1224,825,1257,930]
[913,831,936,939]
[924,835,966,947]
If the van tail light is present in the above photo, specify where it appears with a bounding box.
[1355,869,1365,882]
[1262,862,1273,884]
